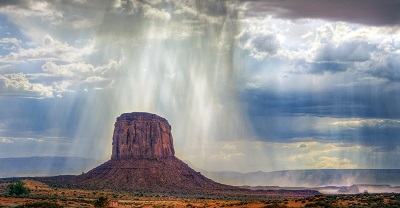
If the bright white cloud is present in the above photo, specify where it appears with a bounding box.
[0,137,14,143]
[238,19,400,117]
[0,38,21,50]
[310,156,357,169]
[42,62,95,78]
[142,4,171,21]
[239,18,400,79]
[84,76,107,83]
[332,119,400,129]
[0,35,94,63]
[222,144,237,150]
[52,81,73,93]
[0,38,20,44]
[1,0,400,172]
[41,59,122,91]
[181,140,371,172]
[0,73,53,98]
[211,151,245,160]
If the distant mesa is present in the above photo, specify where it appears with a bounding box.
[338,185,360,194]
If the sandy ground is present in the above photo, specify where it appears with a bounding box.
[1,180,399,207]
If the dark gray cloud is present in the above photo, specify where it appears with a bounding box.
[251,34,279,55]
[297,144,307,148]
[243,86,400,119]
[237,28,280,59]
[242,86,400,150]
[295,61,349,74]
[242,0,400,26]
[337,121,400,151]
[0,96,84,138]
[1,0,399,170]
[367,54,400,82]
[313,41,373,63]
[298,143,307,148]
[0,0,26,6]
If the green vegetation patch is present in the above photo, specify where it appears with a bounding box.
[7,181,30,196]
[16,202,63,208]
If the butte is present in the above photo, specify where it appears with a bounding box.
[35,112,319,197]
[70,112,236,194]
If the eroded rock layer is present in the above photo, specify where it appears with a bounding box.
[111,112,175,159]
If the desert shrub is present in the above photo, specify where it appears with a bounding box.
[238,201,249,205]
[305,200,333,207]
[16,202,63,208]
[7,181,30,196]
[263,204,287,208]
[94,196,110,208]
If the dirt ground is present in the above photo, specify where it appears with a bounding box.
[1,180,400,207]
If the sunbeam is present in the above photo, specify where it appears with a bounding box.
[1,0,400,182]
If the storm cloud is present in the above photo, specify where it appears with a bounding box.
[242,0,400,26]
[1,0,400,172]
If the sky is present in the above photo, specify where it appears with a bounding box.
[1,0,400,172]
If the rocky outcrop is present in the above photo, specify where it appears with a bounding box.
[338,185,360,194]
[71,112,238,193]
[111,112,174,159]
[34,112,320,198]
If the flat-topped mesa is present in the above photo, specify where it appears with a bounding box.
[111,112,175,159]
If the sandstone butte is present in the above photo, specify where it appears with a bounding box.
[39,112,236,194]
[111,112,175,160]
[35,112,319,197]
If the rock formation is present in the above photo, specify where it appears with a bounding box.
[72,112,236,193]
[111,113,174,159]
[338,185,360,194]
[35,112,320,197]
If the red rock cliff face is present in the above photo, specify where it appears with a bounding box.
[111,112,175,159]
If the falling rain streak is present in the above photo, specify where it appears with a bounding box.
[1,0,400,173]
[68,0,253,169]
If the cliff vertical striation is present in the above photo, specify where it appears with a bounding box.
[111,112,174,159]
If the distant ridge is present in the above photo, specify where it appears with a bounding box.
[3,156,398,188]
[0,156,102,178]
[199,169,400,187]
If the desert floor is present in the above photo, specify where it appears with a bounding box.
[1,180,400,207]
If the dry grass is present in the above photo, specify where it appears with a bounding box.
[1,180,400,207]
